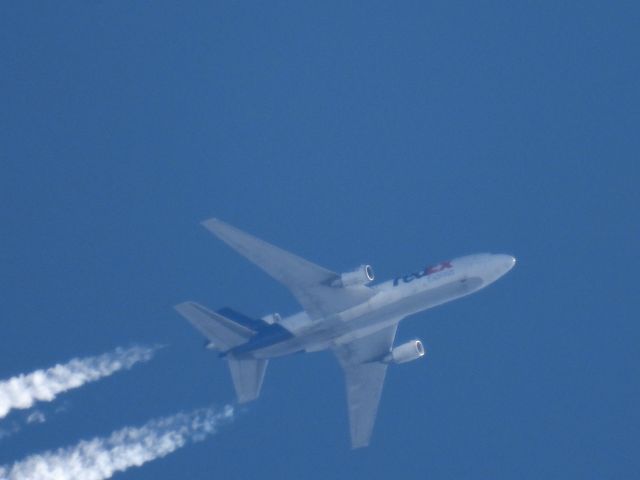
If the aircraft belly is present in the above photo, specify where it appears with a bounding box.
[392,276,484,315]
[249,338,304,358]
[245,278,483,359]
[335,277,483,341]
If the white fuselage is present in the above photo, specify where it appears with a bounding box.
[248,253,516,359]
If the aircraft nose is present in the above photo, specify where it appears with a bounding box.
[495,254,516,274]
[493,254,516,278]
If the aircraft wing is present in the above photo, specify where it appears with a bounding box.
[201,218,376,319]
[333,323,399,448]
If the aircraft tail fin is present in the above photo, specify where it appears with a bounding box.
[227,356,269,403]
[174,301,270,403]
[174,301,254,351]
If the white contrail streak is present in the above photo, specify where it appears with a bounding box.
[0,405,234,480]
[0,346,160,419]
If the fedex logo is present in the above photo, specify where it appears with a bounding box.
[393,261,453,286]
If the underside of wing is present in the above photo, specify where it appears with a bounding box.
[201,218,375,319]
[341,361,388,448]
[334,323,399,448]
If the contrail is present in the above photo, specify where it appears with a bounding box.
[0,345,160,419]
[0,405,234,480]
[0,411,47,443]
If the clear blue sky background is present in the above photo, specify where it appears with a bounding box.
[1,2,638,479]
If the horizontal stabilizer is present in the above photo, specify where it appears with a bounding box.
[174,301,253,351]
[228,356,268,403]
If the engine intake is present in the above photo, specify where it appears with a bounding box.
[383,340,425,364]
[333,264,375,287]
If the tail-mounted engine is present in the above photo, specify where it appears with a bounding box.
[332,264,375,287]
[383,340,425,364]
[261,313,282,324]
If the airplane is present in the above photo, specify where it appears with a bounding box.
[175,218,516,448]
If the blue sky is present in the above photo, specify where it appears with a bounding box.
[1,1,638,478]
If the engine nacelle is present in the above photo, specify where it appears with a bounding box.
[204,340,217,350]
[333,264,375,287]
[383,340,425,364]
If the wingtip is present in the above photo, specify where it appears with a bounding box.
[173,301,197,313]
[200,217,220,228]
[173,302,186,312]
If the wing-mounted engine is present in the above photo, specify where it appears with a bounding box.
[332,264,375,287]
[383,340,425,364]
